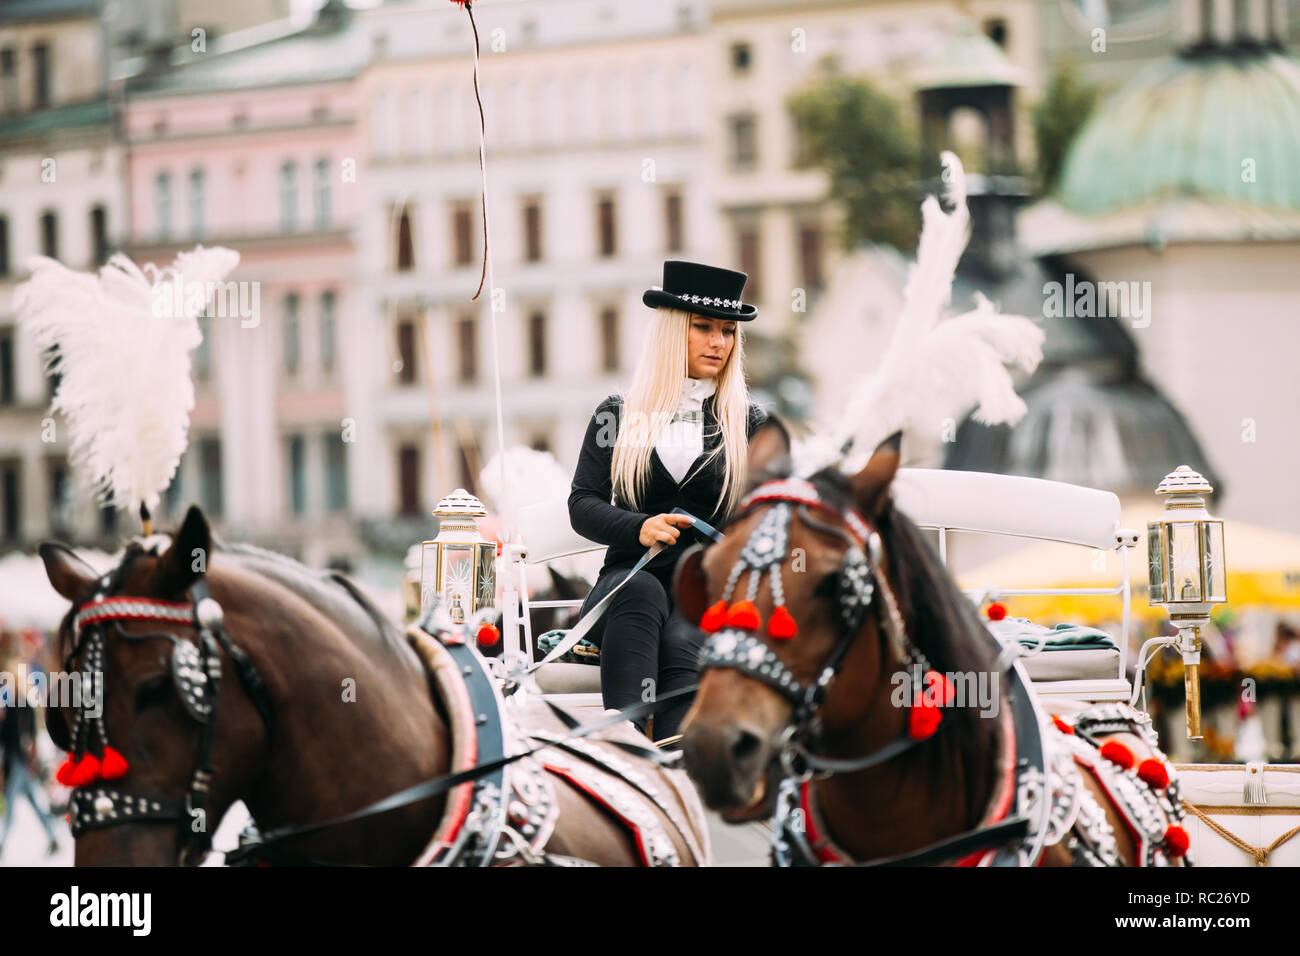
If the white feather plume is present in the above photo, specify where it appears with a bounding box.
[15,246,240,513]
[815,152,1044,476]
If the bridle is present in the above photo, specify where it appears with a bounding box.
[58,542,274,865]
[695,475,945,778]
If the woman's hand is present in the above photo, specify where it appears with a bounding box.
[639,513,695,548]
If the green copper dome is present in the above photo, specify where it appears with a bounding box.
[1057,51,1300,214]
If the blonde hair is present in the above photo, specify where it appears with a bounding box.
[610,307,752,519]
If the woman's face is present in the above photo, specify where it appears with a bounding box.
[686,314,738,379]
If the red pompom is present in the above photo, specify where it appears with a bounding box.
[71,753,102,786]
[1163,824,1190,857]
[768,605,797,640]
[101,746,130,781]
[724,600,761,631]
[55,755,77,786]
[1051,715,1075,736]
[699,600,728,633]
[1137,758,1170,790]
[986,602,1007,621]
[908,698,943,740]
[924,670,955,707]
[475,623,500,648]
[1099,739,1135,770]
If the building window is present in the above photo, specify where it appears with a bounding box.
[283,294,300,376]
[198,437,223,518]
[599,307,619,372]
[39,210,58,258]
[737,222,761,301]
[164,454,184,515]
[32,42,50,109]
[396,316,417,385]
[1,48,16,114]
[155,171,172,240]
[730,42,752,74]
[90,205,108,265]
[457,313,477,383]
[596,193,617,258]
[48,458,72,538]
[664,189,683,253]
[44,344,59,399]
[280,162,298,232]
[457,441,476,497]
[195,314,213,383]
[2,459,21,542]
[99,503,117,538]
[188,168,205,238]
[0,327,14,406]
[729,114,758,170]
[522,197,542,262]
[452,202,474,267]
[798,223,823,293]
[395,208,414,271]
[527,310,547,377]
[530,432,551,453]
[320,290,336,375]
[398,443,421,515]
[314,158,331,229]
[0,216,9,276]
[287,434,306,515]
[324,433,348,511]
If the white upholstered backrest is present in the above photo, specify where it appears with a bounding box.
[516,495,604,564]
[892,469,1122,551]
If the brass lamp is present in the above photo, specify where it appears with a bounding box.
[421,488,497,623]
[1147,466,1226,739]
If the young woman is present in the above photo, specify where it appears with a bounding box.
[568,260,768,741]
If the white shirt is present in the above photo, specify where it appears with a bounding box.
[656,375,716,483]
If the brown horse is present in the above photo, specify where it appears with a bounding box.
[40,506,706,866]
[675,420,1190,866]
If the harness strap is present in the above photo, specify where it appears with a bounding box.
[856,816,1033,867]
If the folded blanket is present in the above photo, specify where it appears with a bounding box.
[987,617,1118,651]
[536,629,601,665]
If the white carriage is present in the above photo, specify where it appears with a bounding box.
[497,468,1300,866]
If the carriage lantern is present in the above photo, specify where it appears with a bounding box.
[1147,466,1226,740]
[421,488,497,623]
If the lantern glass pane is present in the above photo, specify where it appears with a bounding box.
[1170,522,1201,603]
[476,542,497,610]
[1147,523,1166,604]
[441,544,475,623]
[420,542,439,612]
[1202,520,1226,603]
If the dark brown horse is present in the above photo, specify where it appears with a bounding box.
[40,506,705,866]
[675,420,1189,866]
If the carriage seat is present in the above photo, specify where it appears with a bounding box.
[987,617,1122,683]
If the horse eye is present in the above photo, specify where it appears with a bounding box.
[813,573,838,599]
[134,676,171,712]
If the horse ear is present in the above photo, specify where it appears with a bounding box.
[850,431,902,520]
[746,415,792,487]
[672,543,711,626]
[157,505,212,596]
[546,565,587,602]
[39,542,99,603]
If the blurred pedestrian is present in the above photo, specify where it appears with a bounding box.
[0,687,60,858]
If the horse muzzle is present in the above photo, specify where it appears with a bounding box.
[682,719,779,818]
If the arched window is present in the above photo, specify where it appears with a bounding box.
[395,208,414,272]
[314,158,331,229]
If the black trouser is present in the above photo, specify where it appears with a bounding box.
[577,560,704,740]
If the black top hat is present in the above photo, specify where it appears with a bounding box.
[642,260,757,321]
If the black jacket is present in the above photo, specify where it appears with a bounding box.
[569,392,768,574]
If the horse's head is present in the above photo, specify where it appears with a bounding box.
[676,423,907,819]
[41,506,271,865]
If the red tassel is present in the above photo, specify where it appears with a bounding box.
[1163,824,1190,857]
[101,746,130,781]
[699,600,728,633]
[924,670,955,707]
[724,600,761,631]
[768,605,797,640]
[1051,715,1075,736]
[475,623,500,648]
[55,755,77,786]
[908,697,942,740]
[1099,739,1135,770]
[71,753,102,786]
[1137,758,1169,790]
[986,602,1007,621]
